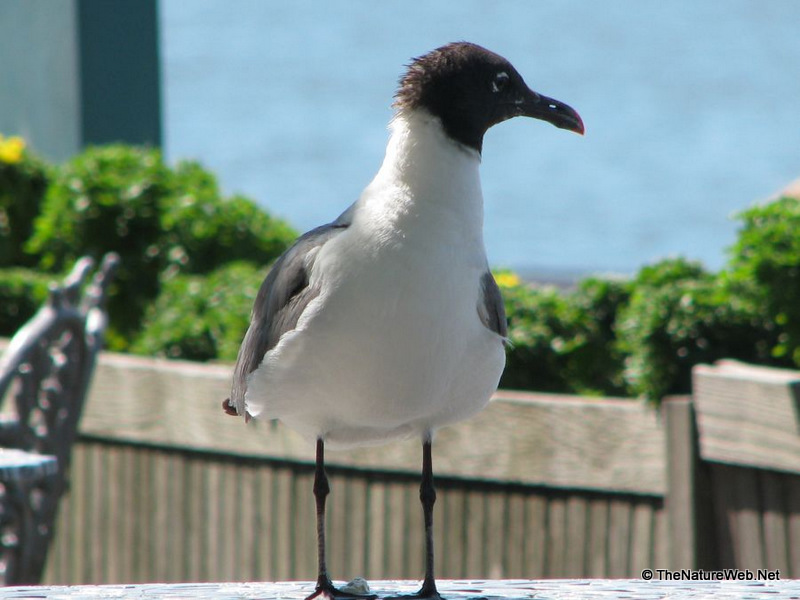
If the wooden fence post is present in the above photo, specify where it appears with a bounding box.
[663,395,698,569]
[663,394,717,571]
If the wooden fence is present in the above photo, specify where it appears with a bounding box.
[28,352,800,584]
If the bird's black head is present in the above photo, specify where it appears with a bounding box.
[394,42,584,153]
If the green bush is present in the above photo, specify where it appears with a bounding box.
[499,254,784,402]
[132,262,266,362]
[500,280,572,393]
[729,196,800,364]
[161,161,297,275]
[0,268,51,336]
[566,276,631,395]
[27,146,168,343]
[616,258,777,400]
[499,274,629,396]
[25,146,296,350]
[0,138,49,268]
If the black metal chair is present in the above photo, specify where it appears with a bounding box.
[0,254,119,584]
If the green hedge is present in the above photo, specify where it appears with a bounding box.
[21,145,296,349]
[161,162,296,275]
[729,196,800,363]
[616,258,778,400]
[0,268,51,336]
[0,137,49,268]
[27,146,168,344]
[499,274,629,396]
[132,262,266,362]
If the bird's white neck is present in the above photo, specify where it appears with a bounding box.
[358,110,486,250]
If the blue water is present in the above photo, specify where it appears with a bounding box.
[159,0,800,276]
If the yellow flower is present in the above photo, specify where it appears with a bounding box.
[0,135,25,164]
[495,271,521,288]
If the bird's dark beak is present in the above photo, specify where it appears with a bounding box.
[519,88,585,135]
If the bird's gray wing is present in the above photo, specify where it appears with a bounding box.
[477,270,508,338]
[225,210,352,418]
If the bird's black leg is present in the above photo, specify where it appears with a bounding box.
[417,437,443,599]
[308,438,335,599]
[387,437,443,599]
[306,438,376,600]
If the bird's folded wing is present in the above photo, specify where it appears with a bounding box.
[227,210,352,416]
[477,269,508,339]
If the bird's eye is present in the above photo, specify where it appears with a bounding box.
[491,71,510,93]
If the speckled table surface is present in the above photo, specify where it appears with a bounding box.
[1,579,798,600]
[0,448,57,481]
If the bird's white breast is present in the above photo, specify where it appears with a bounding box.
[246,111,506,447]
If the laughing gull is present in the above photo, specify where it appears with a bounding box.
[224,42,583,599]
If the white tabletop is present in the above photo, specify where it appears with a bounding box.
[0,579,798,600]
[0,448,58,482]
